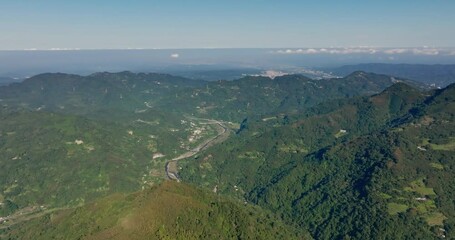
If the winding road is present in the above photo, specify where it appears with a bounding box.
[165,118,230,182]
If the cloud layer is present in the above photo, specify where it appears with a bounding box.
[275,47,455,56]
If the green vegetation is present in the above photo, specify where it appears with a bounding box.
[379,193,392,199]
[430,162,444,170]
[0,71,454,239]
[429,137,455,151]
[330,63,455,87]
[425,212,447,226]
[1,182,309,239]
[181,82,455,239]
[334,129,348,138]
[0,71,409,123]
[404,179,436,196]
[0,109,158,208]
[387,203,409,215]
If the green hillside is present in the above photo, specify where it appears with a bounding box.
[330,63,455,87]
[0,71,417,123]
[162,71,423,121]
[1,181,310,240]
[180,83,455,239]
[0,107,222,213]
[0,71,448,239]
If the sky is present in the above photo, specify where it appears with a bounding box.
[0,0,454,50]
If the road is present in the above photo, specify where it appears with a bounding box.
[165,118,230,181]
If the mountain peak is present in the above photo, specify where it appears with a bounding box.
[345,70,371,78]
[381,82,419,94]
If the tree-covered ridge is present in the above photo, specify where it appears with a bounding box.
[180,82,429,194]
[180,83,455,239]
[330,63,455,87]
[0,72,204,119]
[163,71,425,121]
[0,71,421,122]
[1,181,310,240]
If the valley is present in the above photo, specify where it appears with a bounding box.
[165,117,231,181]
[0,70,453,239]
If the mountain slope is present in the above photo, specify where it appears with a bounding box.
[180,83,455,239]
[0,71,410,217]
[162,71,423,121]
[0,71,421,123]
[0,106,225,215]
[0,72,205,120]
[1,181,310,240]
[0,71,438,239]
[329,63,455,87]
[180,83,428,194]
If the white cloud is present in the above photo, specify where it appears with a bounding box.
[383,48,440,55]
[305,48,318,54]
[170,53,179,58]
[411,48,439,55]
[383,48,408,54]
[49,48,80,51]
[274,47,453,56]
[276,47,378,55]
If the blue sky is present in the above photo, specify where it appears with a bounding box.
[0,0,454,49]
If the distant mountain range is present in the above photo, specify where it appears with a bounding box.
[328,63,455,87]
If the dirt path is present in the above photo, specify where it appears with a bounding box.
[165,118,230,181]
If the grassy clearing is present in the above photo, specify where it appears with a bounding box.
[379,193,392,199]
[279,144,308,154]
[238,151,264,160]
[387,203,408,215]
[430,162,444,170]
[430,140,455,151]
[423,137,455,151]
[404,178,436,196]
[414,187,436,196]
[425,212,447,226]
[416,200,436,214]
[416,204,428,214]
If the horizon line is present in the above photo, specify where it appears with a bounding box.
[1,46,455,52]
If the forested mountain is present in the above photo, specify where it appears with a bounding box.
[2,181,309,240]
[0,71,423,122]
[0,71,406,212]
[0,71,452,239]
[329,63,455,87]
[180,83,455,239]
